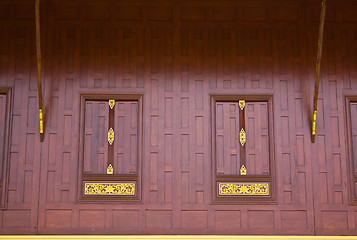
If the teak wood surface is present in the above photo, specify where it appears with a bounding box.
[0,0,357,236]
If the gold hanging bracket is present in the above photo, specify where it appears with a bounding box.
[239,100,245,110]
[35,0,44,142]
[240,165,247,175]
[240,128,246,146]
[107,164,113,174]
[311,0,327,143]
[108,127,114,145]
[109,100,115,109]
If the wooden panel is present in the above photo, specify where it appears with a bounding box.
[2,0,357,235]
[114,102,138,174]
[215,102,240,175]
[0,94,6,181]
[83,101,109,174]
[245,102,269,175]
[351,102,357,175]
[112,210,139,229]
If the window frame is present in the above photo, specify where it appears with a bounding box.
[0,88,12,208]
[211,95,275,204]
[77,94,143,202]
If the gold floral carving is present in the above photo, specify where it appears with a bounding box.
[218,182,269,196]
[84,183,135,195]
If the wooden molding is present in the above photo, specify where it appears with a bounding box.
[1,236,357,240]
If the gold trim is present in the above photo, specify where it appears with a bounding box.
[108,127,114,145]
[312,110,317,135]
[218,182,269,196]
[107,164,113,174]
[239,100,245,110]
[1,236,357,239]
[240,128,246,146]
[39,109,43,133]
[240,165,247,175]
[84,182,135,195]
[109,99,115,109]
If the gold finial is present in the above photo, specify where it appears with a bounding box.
[240,165,247,175]
[107,164,113,174]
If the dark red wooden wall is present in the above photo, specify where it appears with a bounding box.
[0,0,357,235]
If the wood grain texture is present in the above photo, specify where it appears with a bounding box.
[0,0,357,235]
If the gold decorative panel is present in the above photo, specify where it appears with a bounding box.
[218,182,269,196]
[84,182,135,195]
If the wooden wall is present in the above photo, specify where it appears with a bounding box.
[0,0,357,235]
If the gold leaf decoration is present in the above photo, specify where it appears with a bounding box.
[218,182,269,196]
[84,183,135,195]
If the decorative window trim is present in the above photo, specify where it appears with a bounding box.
[211,95,275,204]
[0,88,12,209]
[77,94,143,202]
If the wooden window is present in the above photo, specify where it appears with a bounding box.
[0,88,11,208]
[78,95,142,201]
[211,95,275,203]
[346,96,357,204]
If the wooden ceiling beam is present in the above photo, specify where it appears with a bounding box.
[35,0,44,142]
[311,0,327,143]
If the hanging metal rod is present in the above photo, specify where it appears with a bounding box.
[312,0,327,143]
[35,0,44,142]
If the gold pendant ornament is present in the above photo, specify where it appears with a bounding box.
[239,100,245,110]
[109,99,115,109]
[240,128,246,146]
[108,127,114,145]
